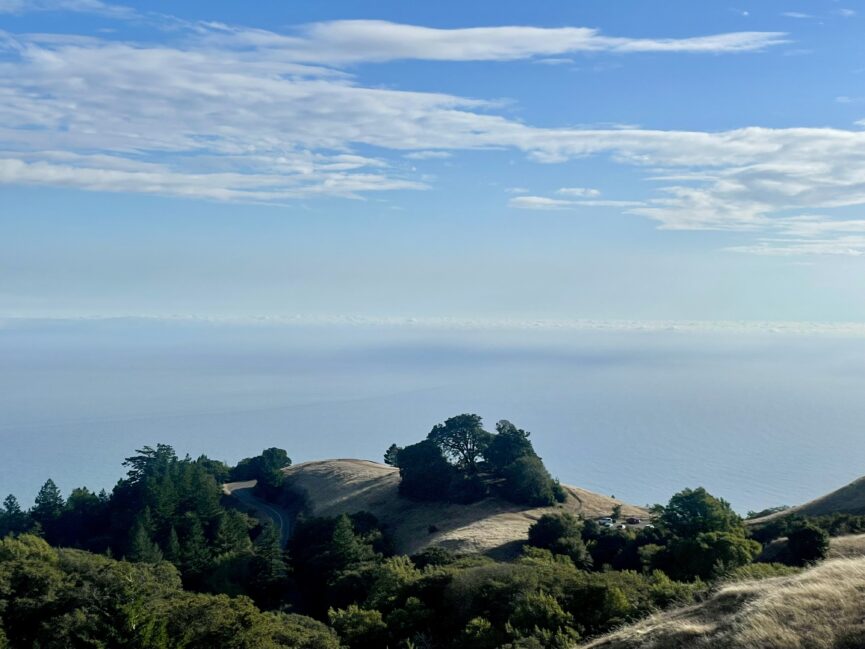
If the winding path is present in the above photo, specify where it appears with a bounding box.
[223,480,295,548]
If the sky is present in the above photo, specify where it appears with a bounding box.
[3,0,865,323]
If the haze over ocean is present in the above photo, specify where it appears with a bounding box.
[3,317,864,513]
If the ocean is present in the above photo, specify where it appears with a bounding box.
[2,317,865,514]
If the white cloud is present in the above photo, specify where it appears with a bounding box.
[557,187,601,197]
[403,150,452,160]
[509,196,574,210]
[781,12,814,19]
[0,17,861,255]
[534,57,574,66]
[510,194,643,210]
[0,0,136,17]
[0,156,425,202]
[214,20,788,65]
[727,237,865,256]
[835,8,856,17]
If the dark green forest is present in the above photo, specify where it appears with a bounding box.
[0,414,834,648]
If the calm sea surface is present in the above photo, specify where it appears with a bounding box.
[2,318,865,513]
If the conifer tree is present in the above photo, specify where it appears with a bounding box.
[331,514,372,568]
[253,521,287,581]
[0,494,31,537]
[32,479,65,523]
[129,518,163,563]
[215,510,253,557]
[383,444,402,467]
[165,526,182,566]
[181,515,211,578]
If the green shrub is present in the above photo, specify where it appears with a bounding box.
[328,605,387,649]
[786,523,829,566]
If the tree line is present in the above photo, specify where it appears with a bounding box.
[0,415,836,648]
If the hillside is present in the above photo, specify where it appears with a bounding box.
[282,459,647,556]
[578,556,865,649]
[749,475,865,525]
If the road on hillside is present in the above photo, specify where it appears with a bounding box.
[223,480,295,548]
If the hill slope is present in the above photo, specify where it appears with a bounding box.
[282,459,647,556]
[750,475,865,525]
[579,556,865,649]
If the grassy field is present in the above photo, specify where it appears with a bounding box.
[576,534,865,649]
[579,555,865,649]
[282,459,647,557]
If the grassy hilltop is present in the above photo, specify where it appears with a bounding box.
[281,458,646,557]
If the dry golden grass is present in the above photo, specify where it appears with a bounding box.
[749,475,865,525]
[829,533,865,560]
[283,459,647,557]
[579,557,865,649]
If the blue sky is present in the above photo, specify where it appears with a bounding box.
[3,0,865,322]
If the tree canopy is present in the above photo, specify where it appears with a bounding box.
[427,413,492,471]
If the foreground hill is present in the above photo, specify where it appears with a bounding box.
[282,459,647,556]
[578,555,865,649]
[749,475,865,524]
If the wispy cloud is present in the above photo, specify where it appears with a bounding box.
[1,13,862,254]
[509,196,575,210]
[510,195,644,210]
[557,187,601,197]
[781,12,814,19]
[0,0,136,18]
[403,150,452,160]
[214,20,789,64]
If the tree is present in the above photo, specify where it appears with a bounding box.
[529,513,583,549]
[331,514,373,568]
[250,521,288,605]
[123,445,177,484]
[397,440,455,501]
[485,420,535,470]
[214,510,253,558]
[129,518,164,563]
[32,479,64,522]
[180,514,211,580]
[258,447,291,489]
[328,605,388,649]
[427,414,492,471]
[786,523,829,566]
[660,487,744,539]
[165,526,182,565]
[31,479,65,541]
[0,495,32,538]
[611,504,623,522]
[232,448,291,501]
[500,455,557,506]
[508,591,578,645]
[383,444,402,467]
[663,531,761,580]
[527,513,593,569]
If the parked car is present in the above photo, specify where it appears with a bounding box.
[598,517,614,527]
[626,517,642,525]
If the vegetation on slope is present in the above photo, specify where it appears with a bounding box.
[0,533,337,649]
[580,557,865,649]
[0,412,850,648]
[748,475,865,524]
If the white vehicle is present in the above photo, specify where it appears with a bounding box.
[598,517,614,527]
